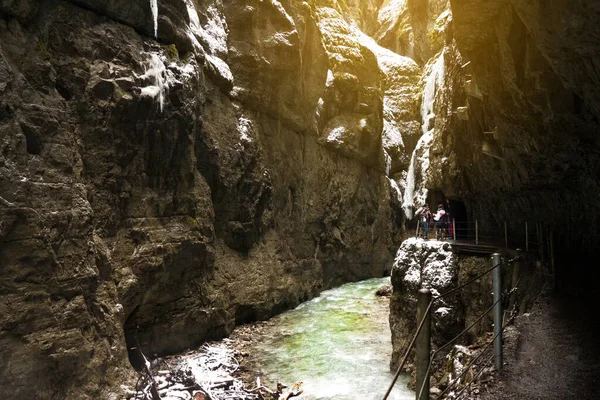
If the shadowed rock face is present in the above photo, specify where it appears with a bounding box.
[362,0,600,254]
[0,0,411,398]
[2,0,599,397]
[446,0,600,253]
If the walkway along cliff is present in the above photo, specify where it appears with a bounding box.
[1,0,600,399]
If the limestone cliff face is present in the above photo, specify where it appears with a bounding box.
[365,0,600,253]
[445,0,600,251]
[2,0,598,397]
[0,1,414,398]
[375,0,600,376]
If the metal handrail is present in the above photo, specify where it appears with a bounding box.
[416,284,520,400]
[415,219,546,254]
[420,267,537,400]
[382,299,435,399]
[382,256,520,400]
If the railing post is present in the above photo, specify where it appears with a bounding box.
[416,289,432,400]
[509,249,522,310]
[416,219,421,239]
[475,219,479,245]
[453,218,456,241]
[492,253,503,371]
[525,221,529,252]
[504,221,508,248]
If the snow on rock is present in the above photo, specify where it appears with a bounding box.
[388,177,403,203]
[139,53,173,112]
[391,237,458,299]
[375,0,411,52]
[389,237,462,369]
[185,0,232,88]
[389,237,498,370]
[384,150,392,177]
[237,115,254,144]
[138,52,199,112]
[389,237,462,368]
[403,51,445,219]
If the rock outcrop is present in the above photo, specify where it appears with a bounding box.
[441,0,600,251]
[0,1,417,398]
[389,237,547,390]
[2,0,600,397]
[389,238,494,369]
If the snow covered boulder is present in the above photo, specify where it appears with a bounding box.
[389,238,493,370]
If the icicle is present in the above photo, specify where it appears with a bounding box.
[402,52,445,219]
[151,0,158,39]
[140,53,168,112]
[402,150,417,219]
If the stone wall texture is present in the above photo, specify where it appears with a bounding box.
[0,1,412,398]
[1,0,599,397]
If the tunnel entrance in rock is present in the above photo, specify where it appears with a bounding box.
[124,308,145,372]
[448,199,468,239]
[427,190,468,239]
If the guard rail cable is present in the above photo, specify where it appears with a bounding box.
[382,254,529,400]
[415,220,550,255]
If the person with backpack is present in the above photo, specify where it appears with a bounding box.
[415,204,431,239]
[434,204,447,240]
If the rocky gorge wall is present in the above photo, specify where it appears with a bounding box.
[2,0,599,398]
[353,0,600,256]
[0,0,427,398]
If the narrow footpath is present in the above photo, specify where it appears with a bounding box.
[476,286,600,400]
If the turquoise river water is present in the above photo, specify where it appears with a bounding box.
[242,277,414,400]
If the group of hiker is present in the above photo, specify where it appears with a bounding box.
[415,199,454,240]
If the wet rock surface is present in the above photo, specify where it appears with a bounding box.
[389,238,545,368]
[0,1,407,398]
[2,0,600,398]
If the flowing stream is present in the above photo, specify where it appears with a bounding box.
[240,278,413,400]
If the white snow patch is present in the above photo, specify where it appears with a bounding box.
[139,53,172,112]
[392,237,457,293]
[185,0,232,82]
[205,54,233,83]
[435,307,451,317]
[139,53,194,112]
[402,51,445,219]
[388,177,403,203]
[327,126,346,144]
[382,97,405,149]
[186,2,228,56]
[237,116,253,143]
[384,150,392,176]
[326,69,335,87]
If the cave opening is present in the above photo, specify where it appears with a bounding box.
[427,190,468,240]
[448,199,468,240]
[124,309,145,372]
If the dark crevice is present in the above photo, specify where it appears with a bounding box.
[123,307,144,372]
[24,129,43,155]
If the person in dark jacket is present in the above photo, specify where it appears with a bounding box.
[416,204,431,239]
